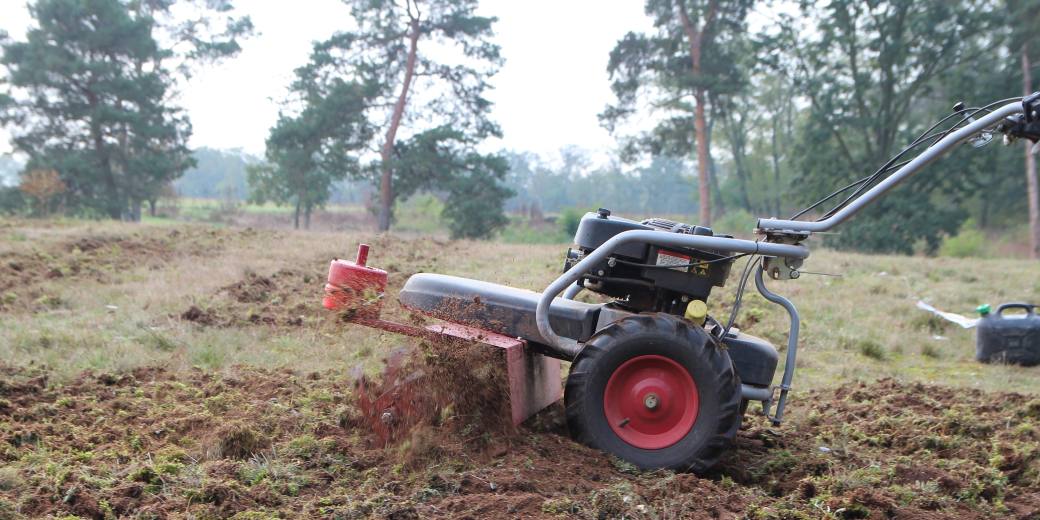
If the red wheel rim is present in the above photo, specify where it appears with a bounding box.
[603,355,698,449]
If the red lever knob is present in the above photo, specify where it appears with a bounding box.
[356,243,370,266]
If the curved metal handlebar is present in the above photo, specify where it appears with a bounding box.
[757,101,1025,233]
[535,231,810,357]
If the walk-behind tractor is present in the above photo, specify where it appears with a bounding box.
[323,94,1040,472]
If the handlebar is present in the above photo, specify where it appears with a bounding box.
[757,101,1026,233]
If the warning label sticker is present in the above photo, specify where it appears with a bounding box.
[655,250,709,276]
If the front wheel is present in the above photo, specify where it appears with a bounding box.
[564,314,741,472]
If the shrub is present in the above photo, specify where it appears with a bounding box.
[558,207,588,237]
[19,169,66,216]
[858,339,887,361]
[0,186,27,215]
[940,221,987,258]
[443,182,510,239]
[921,343,942,359]
[713,209,758,237]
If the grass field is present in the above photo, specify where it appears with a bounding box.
[2,217,1040,518]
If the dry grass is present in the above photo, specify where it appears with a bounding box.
[2,217,1039,398]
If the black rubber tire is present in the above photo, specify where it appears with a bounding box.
[565,314,742,473]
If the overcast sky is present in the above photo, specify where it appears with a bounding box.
[0,1,655,160]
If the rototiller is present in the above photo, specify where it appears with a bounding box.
[323,94,1040,472]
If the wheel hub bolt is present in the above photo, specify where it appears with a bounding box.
[644,393,660,410]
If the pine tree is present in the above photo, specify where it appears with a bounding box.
[0,0,251,220]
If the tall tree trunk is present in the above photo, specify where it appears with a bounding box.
[293,196,301,230]
[377,18,421,232]
[705,106,725,219]
[86,91,122,220]
[305,204,312,230]
[148,199,157,217]
[770,117,782,217]
[1024,50,1040,260]
[130,199,141,222]
[694,90,712,226]
[980,190,991,229]
[678,0,718,227]
[716,101,753,213]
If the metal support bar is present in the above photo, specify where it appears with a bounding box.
[562,282,583,300]
[741,384,772,403]
[757,102,1024,233]
[754,266,800,426]
[536,230,810,358]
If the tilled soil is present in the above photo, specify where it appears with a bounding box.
[180,268,320,327]
[2,358,1039,519]
[0,228,246,313]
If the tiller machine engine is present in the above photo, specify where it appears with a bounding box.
[323,93,1040,472]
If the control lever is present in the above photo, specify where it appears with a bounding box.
[998,93,1040,146]
[952,101,995,148]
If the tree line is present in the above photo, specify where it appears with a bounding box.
[1,0,1038,253]
[601,0,1040,255]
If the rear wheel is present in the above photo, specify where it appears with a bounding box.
[565,314,741,472]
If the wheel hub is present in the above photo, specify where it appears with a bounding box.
[603,355,699,449]
[643,393,659,410]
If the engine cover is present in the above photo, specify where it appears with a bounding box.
[566,209,736,314]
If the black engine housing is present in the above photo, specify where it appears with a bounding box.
[565,210,735,315]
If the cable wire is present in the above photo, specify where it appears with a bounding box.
[789,97,1023,222]
[722,254,759,338]
[815,98,1021,221]
[613,253,748,270]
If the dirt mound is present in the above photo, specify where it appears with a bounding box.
[224,271,279,303]
[181,304,218,325]
[178,268,319,327]
[2,362,1038,519]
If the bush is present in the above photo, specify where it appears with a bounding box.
[940,221,987,258]
[558,207,588,237]
[0,186,27,215]
[857,339,887,360]
[823,191,963,255]
[443,174,512,239]
[713,209,758,237]
[393,193,445,234]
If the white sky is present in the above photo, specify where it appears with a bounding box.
[0,1,654,160]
